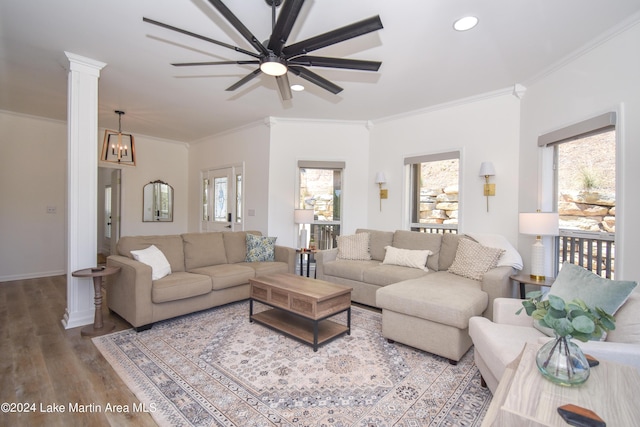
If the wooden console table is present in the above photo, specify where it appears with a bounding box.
[482,342,640,426]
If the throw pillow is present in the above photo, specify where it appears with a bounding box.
[245,233,277,262]
[336,233,371,260]
[381,246,432,271]
[130,245,172,280]
[447,238,504,281]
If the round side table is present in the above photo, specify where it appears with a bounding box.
[72,266,121,337]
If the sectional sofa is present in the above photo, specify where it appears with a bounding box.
[315,229,520,362]
[106,231,295,331]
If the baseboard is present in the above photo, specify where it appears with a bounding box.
[0,270,66,283]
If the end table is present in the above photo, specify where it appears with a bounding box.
[510,273,554,299]
[72,266,121,337]
[296,249,316,278]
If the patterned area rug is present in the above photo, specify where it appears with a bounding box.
[94,301,491,426]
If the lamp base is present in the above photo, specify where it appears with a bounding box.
[529,274,546,282]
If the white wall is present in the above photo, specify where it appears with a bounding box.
[268,119,371,248]
[520,22,640,281]
[368,93,521,245]
[188,122,271,233]
[0,110,188,281]
[0,111,67,280]
[108,133,189,237]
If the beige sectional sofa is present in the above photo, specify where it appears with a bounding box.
[106,231,295,331]
[315,229,516,362]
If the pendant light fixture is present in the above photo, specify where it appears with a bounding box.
[101,110,136,166]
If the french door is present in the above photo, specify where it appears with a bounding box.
[202,166,243,232]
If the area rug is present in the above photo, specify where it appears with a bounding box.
[93,301,491,426]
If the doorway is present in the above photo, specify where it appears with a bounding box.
[98,167,122,259]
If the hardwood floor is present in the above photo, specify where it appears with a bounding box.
[0,275,157,427]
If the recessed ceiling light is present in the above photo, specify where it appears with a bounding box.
[453,16,478,31]
[291,84,305,92]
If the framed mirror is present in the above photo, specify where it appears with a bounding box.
[143,180,173,222]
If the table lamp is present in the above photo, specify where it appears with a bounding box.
[294,209,314,249]
[519,212,559,281]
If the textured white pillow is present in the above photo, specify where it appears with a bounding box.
[337,233,371,260]
[382,246,432,271]
[447,238,504,281]
[130,245,172,280]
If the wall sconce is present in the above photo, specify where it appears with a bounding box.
[478,162,495,212]
[101,110,136,166]
[294,209,314,249]
[375,172,387,211]
[519,212,559,281]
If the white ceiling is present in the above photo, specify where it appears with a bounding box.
[2,0,640,142]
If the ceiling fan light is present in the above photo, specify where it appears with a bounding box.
[260,56,287,76]
[453,16,478,31]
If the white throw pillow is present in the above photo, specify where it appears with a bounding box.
[382,246,432,271]
[130,245,172,280]
[336,233,371,260]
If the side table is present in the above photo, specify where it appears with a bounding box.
[72,266,121,337]
[482,342,640,426]
[296,249,316,278]
[510,273,554,299]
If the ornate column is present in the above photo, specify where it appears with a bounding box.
[61,52,107,329]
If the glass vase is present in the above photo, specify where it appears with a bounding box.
[536,335,590,386]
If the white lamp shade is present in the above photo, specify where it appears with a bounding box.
[294,209,314,224]
[478,161,495,177]
[375,172,387,184]
[519,212,559,236]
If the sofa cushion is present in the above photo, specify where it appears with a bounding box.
[606,290,640,344]
[323,259,380,282]
[337,233,372,260]
[189,264,255,290]
[223,231,262,264]
[130,245,172,280]
[240,261,289,276]
[245,234,277,262]
[151,272,212,303]
[182,232,227,270]
[376,273,487,329]
[363,264,429,286]
[439,233,462,271]
[392,230,442,271]
[382,246,432,271]
[448,238,504,281]
[356,229,394,261]
[117,234,186,272]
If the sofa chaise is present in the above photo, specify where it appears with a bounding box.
[315,229,520,362]
[106,231,295,331]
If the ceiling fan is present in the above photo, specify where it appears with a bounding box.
[143,0,383,101]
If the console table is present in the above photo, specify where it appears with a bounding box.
[482,342,640,426]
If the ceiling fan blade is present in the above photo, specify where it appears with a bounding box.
[171,60,259,67]
[206,0,270,56]
[143,17,260,59]
[267,0,306,56]
[289,66,342,94]
[226,68,262,91]
[288,56,381,71]
[276,74,293,101]
[283,15,383,58]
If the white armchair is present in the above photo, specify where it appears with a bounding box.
[469,290,640,394]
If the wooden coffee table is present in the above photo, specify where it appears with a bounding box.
[249,273,352,351]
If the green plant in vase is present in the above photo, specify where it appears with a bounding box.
[517,291,616,386]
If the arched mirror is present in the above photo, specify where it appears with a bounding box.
[143,180,173,222]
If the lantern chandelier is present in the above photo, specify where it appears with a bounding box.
[101,110,136,166]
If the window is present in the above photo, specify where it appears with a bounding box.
[404,151,460,233]
[539,112,616,277]
[298,161,344,249]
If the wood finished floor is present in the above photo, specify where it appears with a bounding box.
[0,275,157,427]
